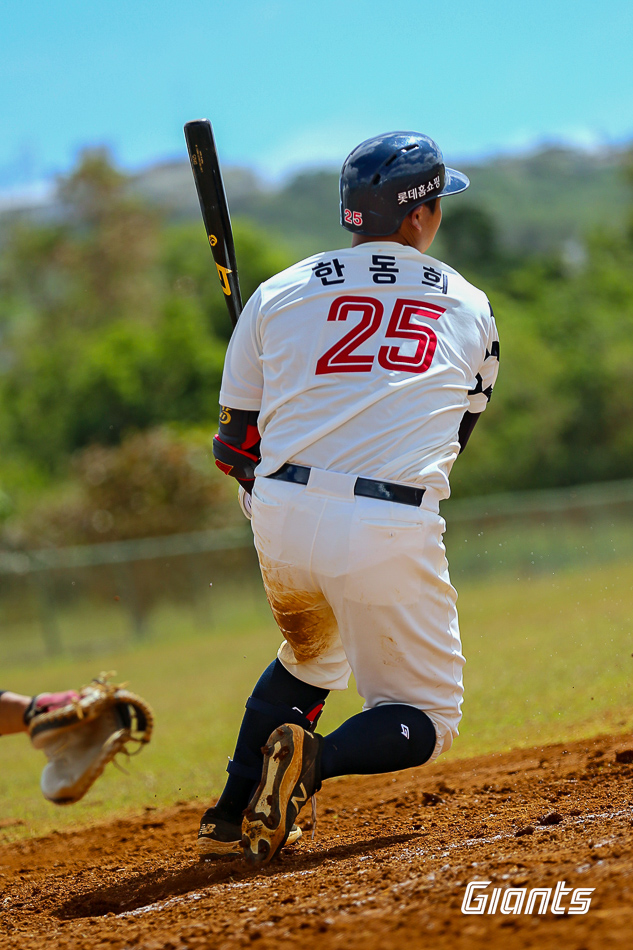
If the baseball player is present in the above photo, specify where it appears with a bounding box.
[198,131,499,865]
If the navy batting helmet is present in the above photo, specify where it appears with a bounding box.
[340,131,470,236]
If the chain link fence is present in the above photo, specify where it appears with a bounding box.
[3,479,633,664]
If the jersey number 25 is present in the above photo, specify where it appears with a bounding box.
[315,295,445,375]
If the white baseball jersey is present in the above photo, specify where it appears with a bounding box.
[220,242,499,500]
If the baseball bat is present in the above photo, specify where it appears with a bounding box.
[184,119,243,327]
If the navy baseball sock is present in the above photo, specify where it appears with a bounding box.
[321,704,437,779]
[214,659,329,823]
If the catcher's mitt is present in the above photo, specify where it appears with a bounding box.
[27,675,153,805]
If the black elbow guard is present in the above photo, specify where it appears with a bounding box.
[213,435,259,482]
[213,407,262,488]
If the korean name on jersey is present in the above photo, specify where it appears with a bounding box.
[220,243,499,500]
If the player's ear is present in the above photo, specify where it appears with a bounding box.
[413,199,442,230]
[409,204,428,233]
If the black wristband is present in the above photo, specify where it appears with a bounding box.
[23,695,38,726]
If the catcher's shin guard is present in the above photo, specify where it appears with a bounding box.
[242,723,322,866]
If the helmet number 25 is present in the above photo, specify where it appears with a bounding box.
[315,295,445,375]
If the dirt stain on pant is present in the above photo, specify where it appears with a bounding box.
[259,558,338,663]
[380,634,407,667]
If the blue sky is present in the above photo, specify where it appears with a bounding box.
[1,0,632,190]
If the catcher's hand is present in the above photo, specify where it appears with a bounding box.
[27,675,153,805]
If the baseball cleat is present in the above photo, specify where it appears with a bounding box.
[198,806,301,857]
[241,723,322,867]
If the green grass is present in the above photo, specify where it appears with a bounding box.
[456,560,633,752]
[1,557,632,843]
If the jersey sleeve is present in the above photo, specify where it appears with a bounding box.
[218,288,264,411]
[467,304,499,415]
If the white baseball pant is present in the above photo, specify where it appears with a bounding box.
[250,467,464,762]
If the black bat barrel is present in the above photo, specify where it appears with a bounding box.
[184,119,243,326]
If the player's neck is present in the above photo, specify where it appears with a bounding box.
[351,228,436,255]
[350,233,434,255]
[351,233,408,248]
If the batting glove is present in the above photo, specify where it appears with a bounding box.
[238,486,253,521]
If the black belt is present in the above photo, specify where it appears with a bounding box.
[267,464,425,508]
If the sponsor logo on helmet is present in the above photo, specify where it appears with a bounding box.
[343,209,363,226]
[397,176,441,205]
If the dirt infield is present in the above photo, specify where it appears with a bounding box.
[1,732,632,950]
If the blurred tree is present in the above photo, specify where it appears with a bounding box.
[0,293,227,465]
[161,218,292,342]
[623,146,633,243]
[11,428,235,548]
[0,151,292,478]
[438,203,512,278]
[229,169,344,259]
[451,224,633,497]
[0,149,161,337]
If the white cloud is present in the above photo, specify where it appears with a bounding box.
[452,124,622,164]
[251,120,629,182]
[0,179,55,212]
[253,120,385,182]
